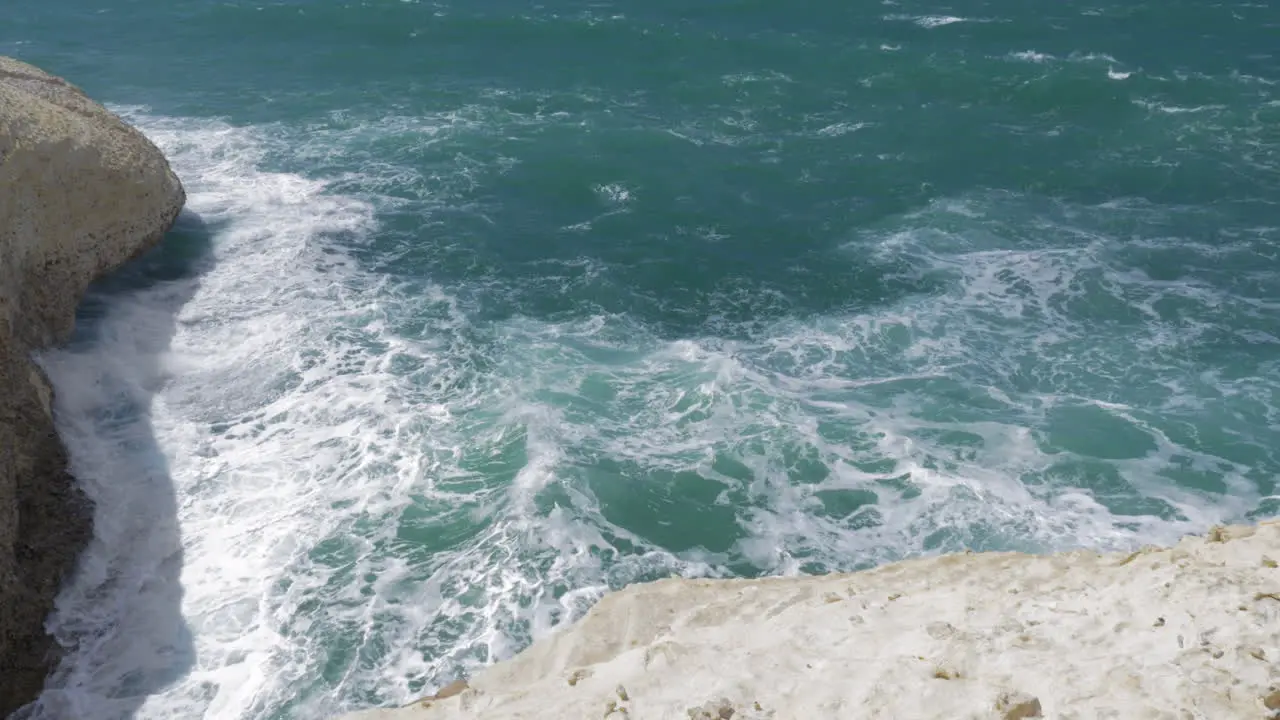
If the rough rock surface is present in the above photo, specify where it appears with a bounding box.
[342,521,1280,720]
[0,56,185,716]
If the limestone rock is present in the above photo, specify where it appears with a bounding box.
[337,521,1280,720]
[0,56,185,716]
[995,691,1042,719]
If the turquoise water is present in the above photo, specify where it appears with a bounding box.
[5,1,1279,718]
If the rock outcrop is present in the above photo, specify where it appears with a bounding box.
[342,521,1280,720]
[0,56,185,716]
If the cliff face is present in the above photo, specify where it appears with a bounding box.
[0,57,185,716]
[342,521,1280,720]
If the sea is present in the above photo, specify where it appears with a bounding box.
[3,0,1278,718]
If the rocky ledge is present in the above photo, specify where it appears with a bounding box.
[343,521,1280,720]
[0,57,185,716]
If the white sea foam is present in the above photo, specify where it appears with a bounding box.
[1009,50,1053,63]
[593,182,633,205]
[814,121,870,137]
[27,111,711,719]
[28,112,388,719]
[721,71,794,86]
[25,110,1268,720]
[884,14,991,28]
[1134,100,1225,114]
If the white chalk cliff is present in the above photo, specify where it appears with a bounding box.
[344,521,1280,719]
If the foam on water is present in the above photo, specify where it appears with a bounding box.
[23,111,714,719]
[884,14,993,28]
[1009,51,1053,63]
[27,112,385,719]
[22,103,1276,720]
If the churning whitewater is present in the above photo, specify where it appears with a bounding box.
[5,0,1278,718]
[28,104,1274,719]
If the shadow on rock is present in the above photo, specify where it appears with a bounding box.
[12,210,214,720]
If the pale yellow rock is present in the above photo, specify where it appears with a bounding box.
[0,56,185,716]
[0,56,185,348]
[339,521,1280,720]
[995,691,1042,719]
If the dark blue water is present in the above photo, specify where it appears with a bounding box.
[4,1,1278,717]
